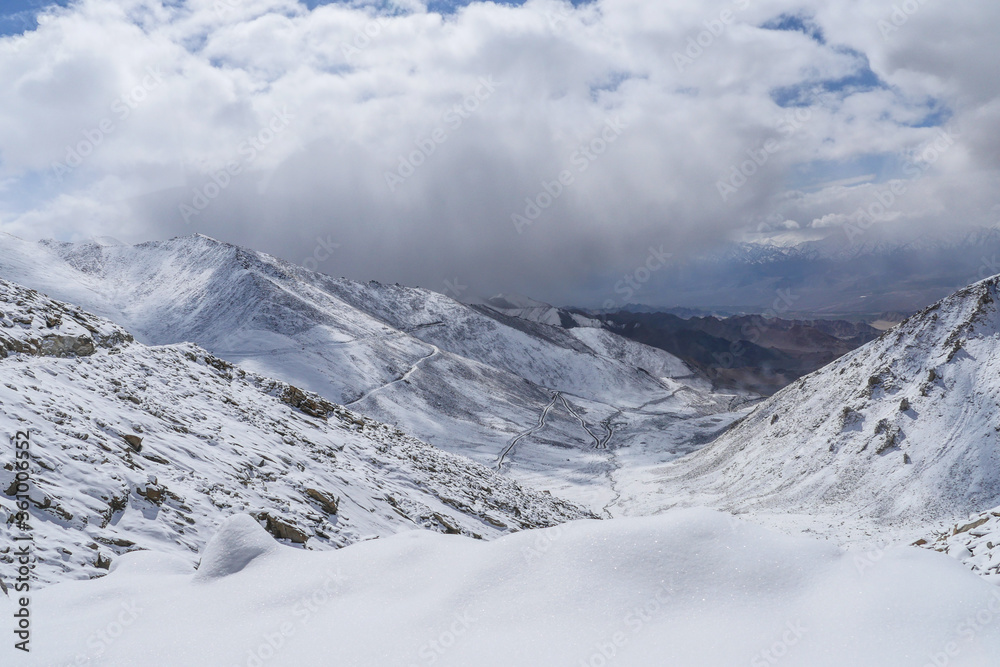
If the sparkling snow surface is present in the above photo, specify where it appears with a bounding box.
[6,509,1000,667]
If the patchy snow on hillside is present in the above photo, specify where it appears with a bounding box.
[0,279,592,586]
[5,509,1000,667]
[484,293,602,329]
[913,507,1000,585]
[657,274,1000,538]
[568,325,700,388]
[0,233,748,514]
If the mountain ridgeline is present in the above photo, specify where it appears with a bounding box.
[0,234,746,513]
[659,275,1000,526]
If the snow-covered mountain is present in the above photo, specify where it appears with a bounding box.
[714,226,1000,266]
[0,279,591,586]
[483,293,601,329]
[6,236,1000,665]
[0,233,748,513]
[658,273,1000,535]
[480,296,697,382]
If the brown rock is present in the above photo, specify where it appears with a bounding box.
[123,434,143,452]
[304,488,339,515]
[954,517,990,536]
[140,485,163,503]
[432,512,462,535]
[255,512,309,544]
[280,385,335,419]
[38,334,95,357]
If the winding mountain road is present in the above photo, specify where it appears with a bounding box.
[346,345,440,407]
[599,410,623,450]
[558,393,602,448]
[496,393,560,470]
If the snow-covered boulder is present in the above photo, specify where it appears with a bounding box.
[195,515,279,580]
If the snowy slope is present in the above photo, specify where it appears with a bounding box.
[7,509,1000,666]
[912,507,1000,585]
[658,274,1000,531]
[0,233,746,513]
[313,281,691,407]
[484,293,601,328]
[567,325,701,388]
[0,279,592,586]
[476,296,706,389]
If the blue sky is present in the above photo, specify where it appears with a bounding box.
[0,0,591,36]
[301,0,591,12]
[0,0,68,36]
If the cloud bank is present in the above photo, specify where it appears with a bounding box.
[0,0,998,304]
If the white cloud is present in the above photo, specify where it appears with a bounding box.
[0,0,997,303]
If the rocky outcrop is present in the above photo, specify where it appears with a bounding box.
[0,332,97,358]
[0,280,132,359]
[254,512,310,544]
[279,385,336,419]
[304,488,339,515]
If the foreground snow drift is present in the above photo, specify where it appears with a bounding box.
[6,509,1000,666]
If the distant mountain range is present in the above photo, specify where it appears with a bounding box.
[630,226,1000,316]
[485,294,882,396]
[595,311,881,395]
